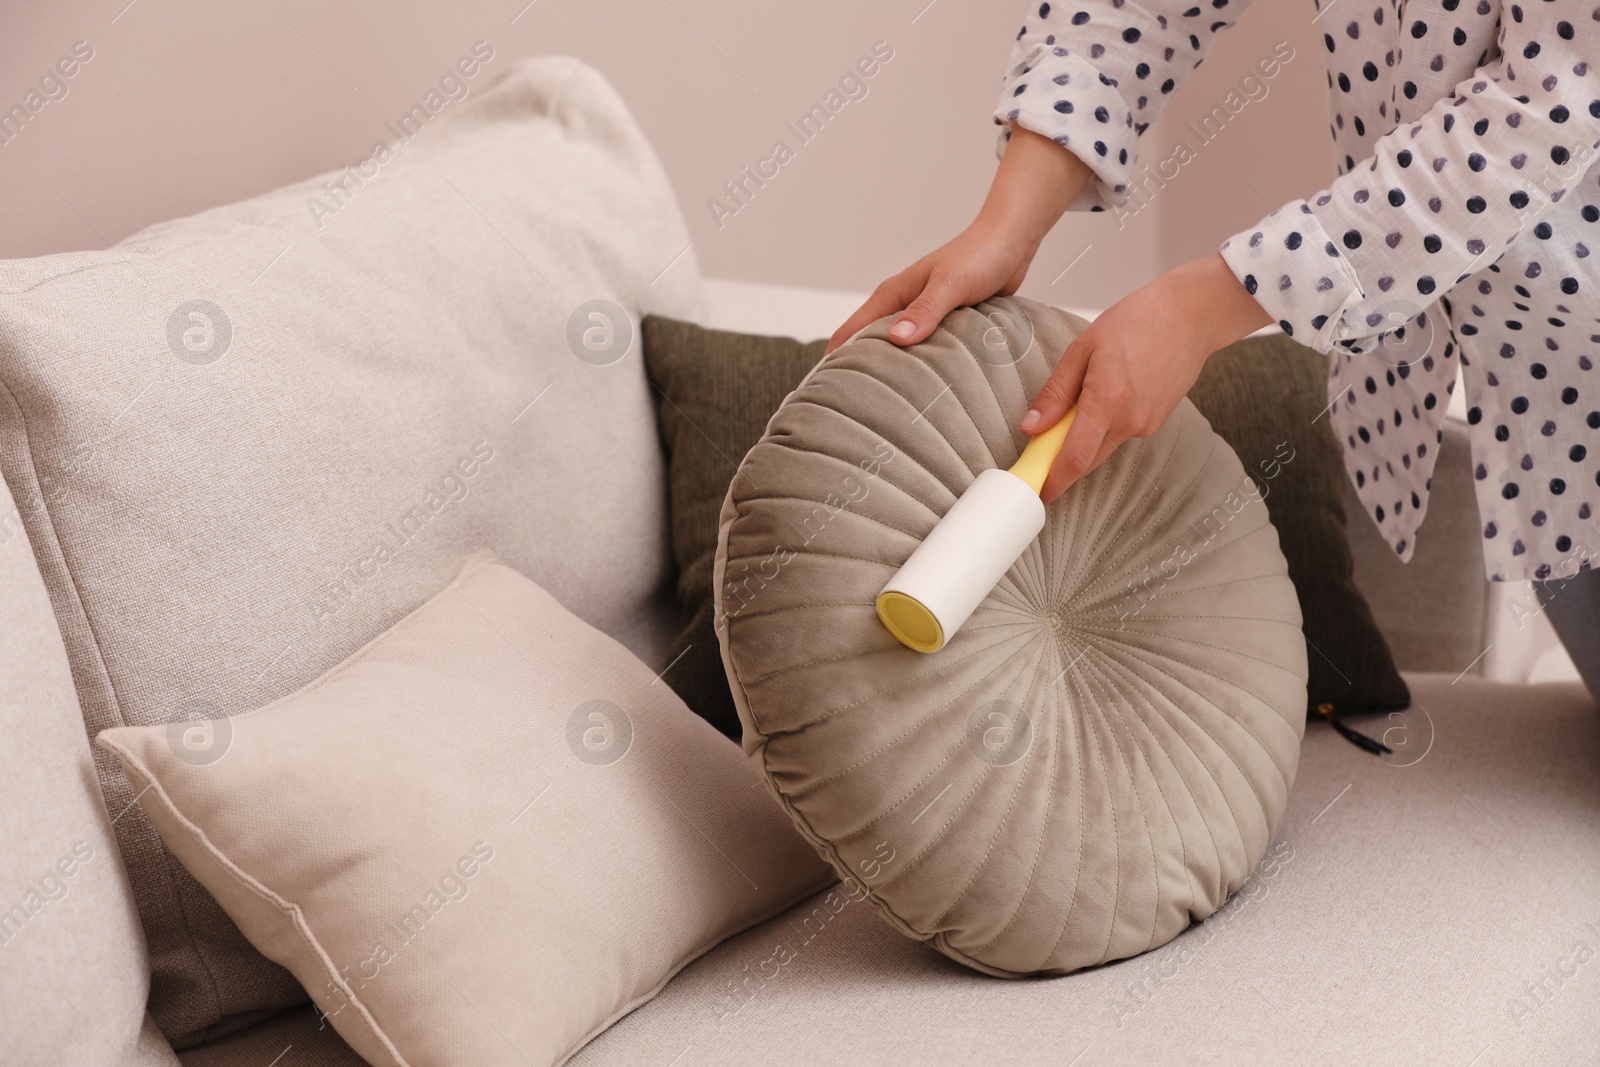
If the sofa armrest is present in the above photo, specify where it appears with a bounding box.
[1344,418,1492,676]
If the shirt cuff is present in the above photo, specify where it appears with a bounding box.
[993,42,1137,214]
[1218,201,1369,355]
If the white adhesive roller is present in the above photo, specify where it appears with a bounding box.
[877,409,1076,653]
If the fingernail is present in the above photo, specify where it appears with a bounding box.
[889,320,915,342]
[1020,409,1042,432]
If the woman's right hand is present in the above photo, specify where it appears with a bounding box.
[825,127,1094,355]
[824,222,1038,354]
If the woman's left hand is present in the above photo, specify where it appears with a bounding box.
[1024,252,1272,502]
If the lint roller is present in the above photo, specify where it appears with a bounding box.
[876,409,1076,653]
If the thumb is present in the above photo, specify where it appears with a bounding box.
[887,270,963,346]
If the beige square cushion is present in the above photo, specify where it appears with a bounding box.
[97,554,834,1067]
[0,57,698,1044]
[0,480,177,1067]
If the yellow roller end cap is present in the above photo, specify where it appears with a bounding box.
[876,590,945,654]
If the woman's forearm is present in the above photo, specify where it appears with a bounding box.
[975,127,1094,247]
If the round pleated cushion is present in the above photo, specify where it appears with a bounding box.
[712,296,1308,977]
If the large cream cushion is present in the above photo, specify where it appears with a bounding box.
[713,298,1309,976]
[0,56,697,1044]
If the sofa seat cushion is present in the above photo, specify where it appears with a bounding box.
[176,1005,361,1067]
[0,56,698,1046]
[180,674,1600,1064]
[713,297,1308,976]
[564,672,1600,1066]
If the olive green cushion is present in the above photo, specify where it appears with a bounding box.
[712,297,1308,975]
[1188,335,1410,715]
[643,317,826,737]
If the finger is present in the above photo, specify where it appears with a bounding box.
[884,266,966,347]
[1019,333,1091,434]
[825,268,927,354]
[1040,391,1120,502]
[1076,433,1124,493]
[1069,402,1173,496]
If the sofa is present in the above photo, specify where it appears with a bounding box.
[3,58,1596,1067]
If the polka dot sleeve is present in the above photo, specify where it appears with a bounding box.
[1220,3,1600,355]
[994,1,1255,212]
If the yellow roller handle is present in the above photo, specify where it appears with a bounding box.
[1007,408,1077,495]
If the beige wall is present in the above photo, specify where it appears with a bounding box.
[1,0,1332,311]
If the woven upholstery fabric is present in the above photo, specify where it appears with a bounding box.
[0,478,178,1067]
[0,58,697,1045]
[713,297,1309,977]
[566,675,1599,1067]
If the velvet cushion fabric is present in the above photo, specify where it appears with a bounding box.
[1187,332,1410,714]
[712,297,1308,975]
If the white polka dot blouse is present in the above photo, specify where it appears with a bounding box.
[996,0,1600,582]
